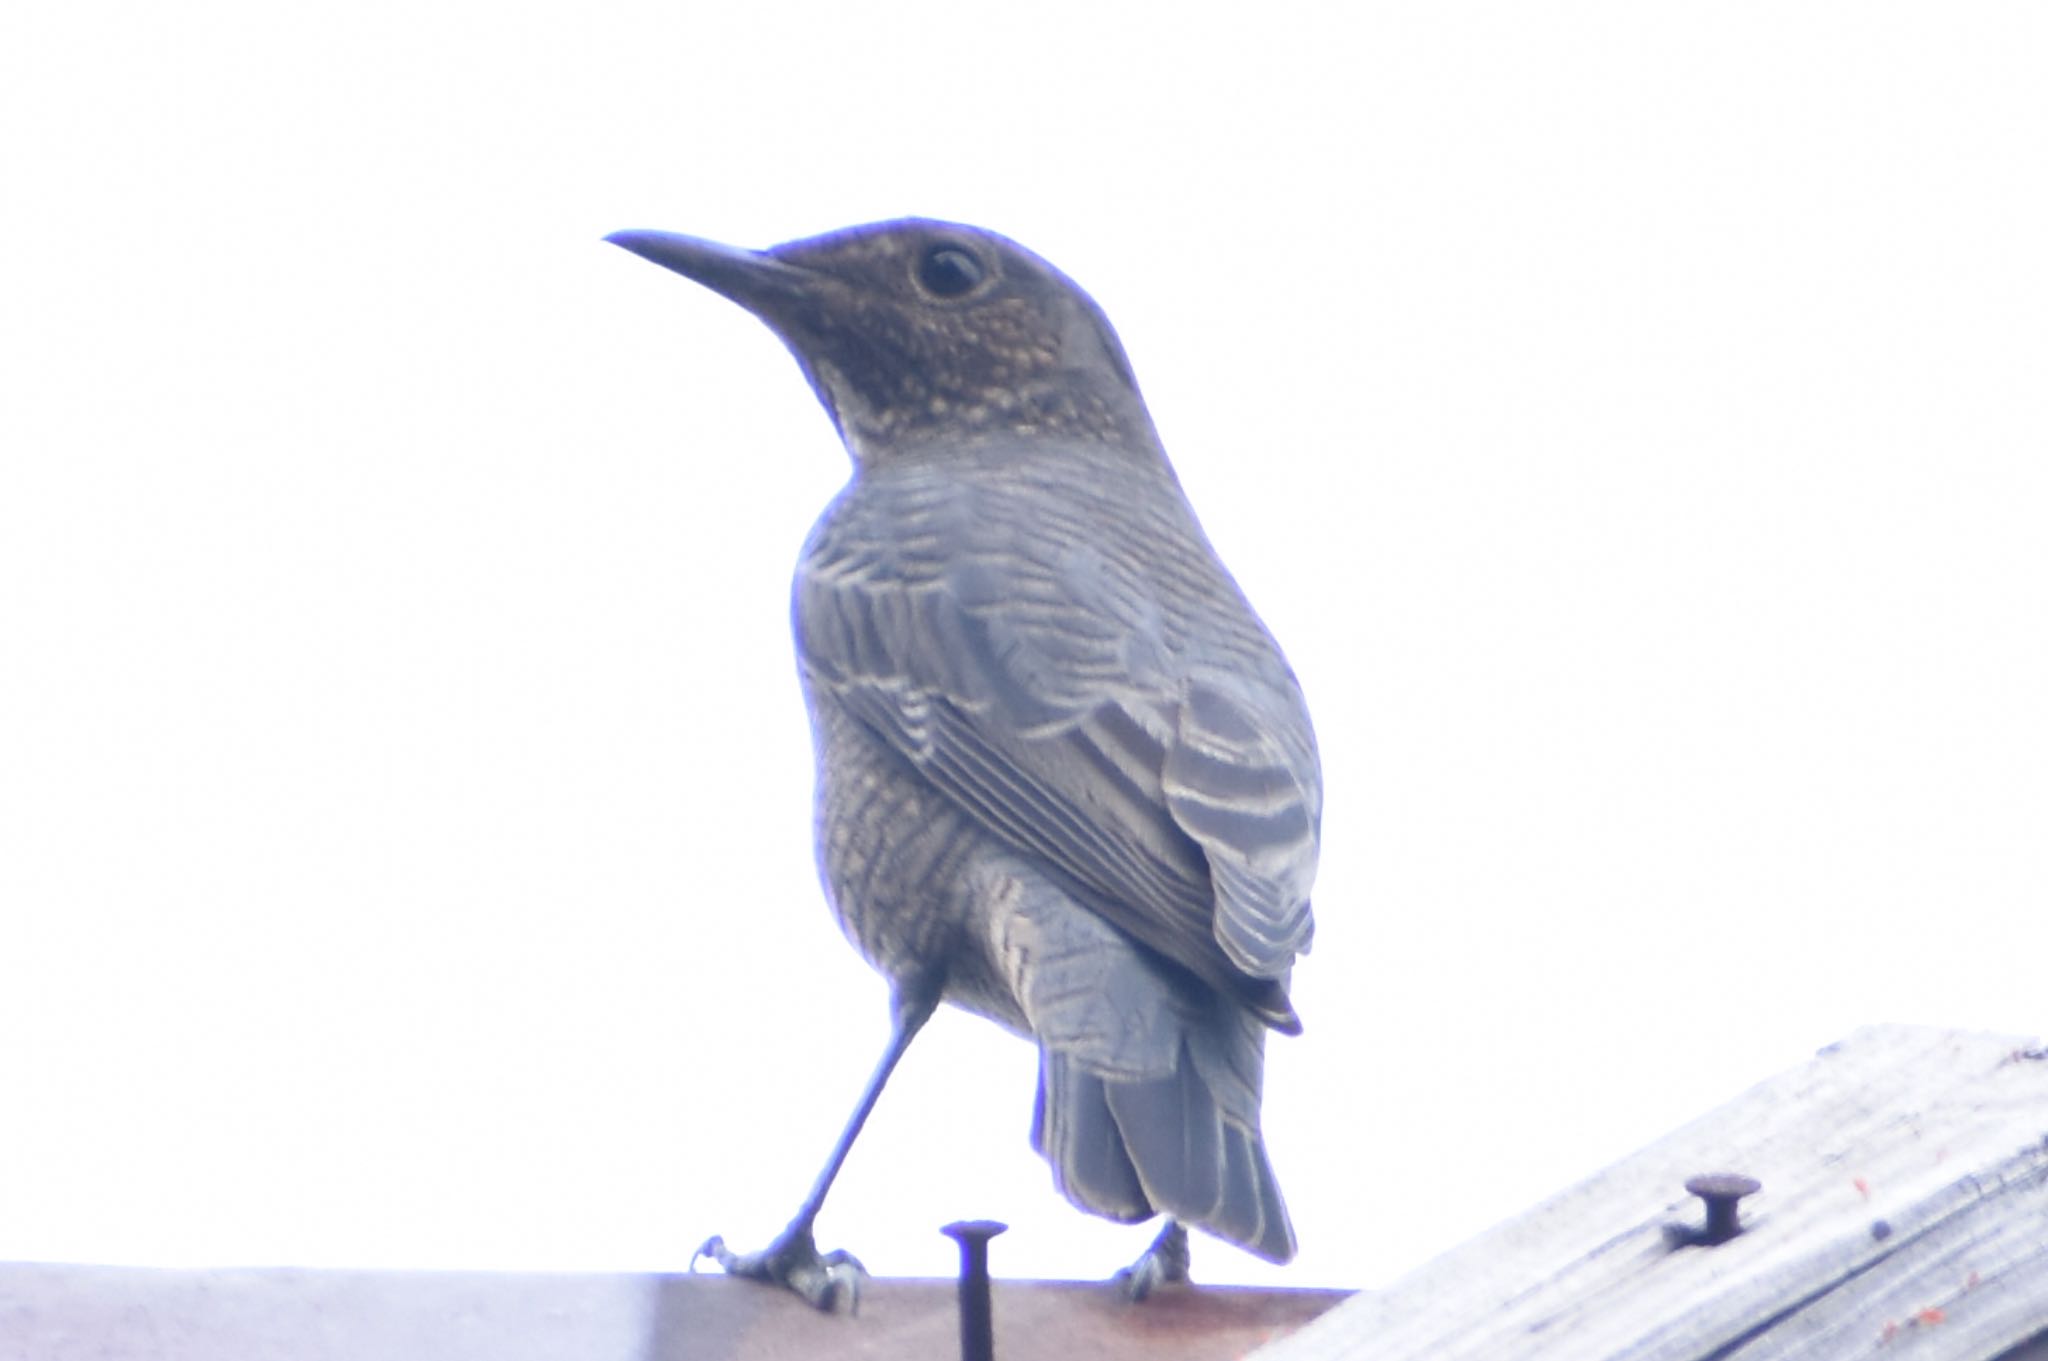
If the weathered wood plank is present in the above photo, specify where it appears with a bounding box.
[1254,1026,2048,1361]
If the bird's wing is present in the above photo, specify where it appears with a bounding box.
[794,459,1319,1025]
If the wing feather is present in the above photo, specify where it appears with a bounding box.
[796,449,1319,1026]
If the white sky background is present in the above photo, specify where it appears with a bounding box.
[3,2,2044,1294]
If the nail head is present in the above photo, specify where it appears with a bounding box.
[942,1219,1010,1245]
[1686,1173,1762,1200]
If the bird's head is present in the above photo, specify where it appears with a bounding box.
[606,219,1160,466]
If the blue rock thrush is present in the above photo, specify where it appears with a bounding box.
[608,220,1322,1309]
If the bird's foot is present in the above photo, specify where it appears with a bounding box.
[692,1226,867,1313]
[1114,1219,1191,1302]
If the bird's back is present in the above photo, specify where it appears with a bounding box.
[795,439,1315,1262]
[796,436,1318,996]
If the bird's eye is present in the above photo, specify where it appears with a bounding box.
[916,243,985,298]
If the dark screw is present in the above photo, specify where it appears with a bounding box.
[1683,1173,1762,1245]
[942,1220,1007,1361]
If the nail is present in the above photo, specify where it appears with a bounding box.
[942,1219,1007,1361]
[1684,1173,1762,1245]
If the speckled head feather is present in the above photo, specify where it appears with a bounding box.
[607,219,1160,464]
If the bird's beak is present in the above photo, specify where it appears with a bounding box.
[607,227,861,440]
[604,229,819,323]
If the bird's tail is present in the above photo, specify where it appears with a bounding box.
[1001,871,1296,1263]
[1031,1020,1296,1263]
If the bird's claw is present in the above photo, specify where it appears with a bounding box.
[690,1227,868,1313]
[688,1235,726,1274]
[1114,1220,1190,1302]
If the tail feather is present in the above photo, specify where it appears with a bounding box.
[1033,1052,1152,1223]
[1036,1037,1295,1263]
[1005,877,1296,1263]
[1099,1045,1222,1219]
[1104,1040,1294,1263]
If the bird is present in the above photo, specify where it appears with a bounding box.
[606,218,1322,1309]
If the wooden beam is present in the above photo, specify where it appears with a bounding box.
[1254,1025,2048,1360]
[0,1262,1347,1360]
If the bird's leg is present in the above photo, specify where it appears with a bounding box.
[1115,1219,1191,1301]
[693,983,939,1312]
